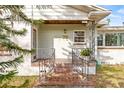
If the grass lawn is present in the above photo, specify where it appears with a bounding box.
[96,64,124,88]
[1,65,124,88]
[0,76,38,88]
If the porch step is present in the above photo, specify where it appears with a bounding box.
[54,63,73,73]
[37,63,96,87]
[38,78,96,87]
[40,73,84,86]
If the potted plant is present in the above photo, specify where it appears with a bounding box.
[80,48,92,61]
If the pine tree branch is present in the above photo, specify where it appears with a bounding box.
[0,41,33,55]
[0,70,17,83]
[0,34,32,54]
[0,33,35,55]
[0,5,32,23]
[0,33,9,41]
[0,5,35,83]
[0,55,23,70]
[0,20,27,36]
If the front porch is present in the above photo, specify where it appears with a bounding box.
[32,48,96,87]
[32,19,97,87]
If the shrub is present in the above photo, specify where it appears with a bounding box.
[80,48,92,56]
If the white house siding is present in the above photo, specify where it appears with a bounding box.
[97,30,124,64]
[98,48,124,64]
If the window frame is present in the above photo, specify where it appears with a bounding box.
[97,33,104,46]
[73,30,86,45]
[97,31,124,48]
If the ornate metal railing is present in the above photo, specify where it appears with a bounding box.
[72,48,92,80]
[36,48,55,83]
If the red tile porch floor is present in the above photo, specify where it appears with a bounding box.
[34,63,96,88]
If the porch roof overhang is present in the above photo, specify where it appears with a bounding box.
[30,5,111,23]
[42,10,111,24]
[97,26,124,31]
[69,5,111,22]
[43,20,89,24]
[88,11,111,22]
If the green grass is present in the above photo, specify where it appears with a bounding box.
[0,76,38,88]
[96,64,124,88]
[1,65,124,88]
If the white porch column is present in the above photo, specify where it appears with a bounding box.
[90,21,97,59]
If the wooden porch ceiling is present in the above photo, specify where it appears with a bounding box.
[44,20,88,24]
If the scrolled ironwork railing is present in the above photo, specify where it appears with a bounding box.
[72,48,91,77]
[36,48,55,83]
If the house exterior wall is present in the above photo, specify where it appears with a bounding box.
[97,30,124,64]
[97,48,124,64]
[14,22,39,75]
[0,22,39,76]
[37,24,91,62]
[37,24,96,74]
[0,5,115,76]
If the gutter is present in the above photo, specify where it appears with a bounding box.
[97,26,124,31]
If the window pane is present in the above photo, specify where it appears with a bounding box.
[97,34,103,46]
[74,37,84,42]
[105,33,117,46]
[118,33,124,46]
[74,31,84,43]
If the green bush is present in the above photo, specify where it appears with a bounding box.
[80,48,92,56]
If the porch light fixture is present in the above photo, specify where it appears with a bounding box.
[62,29,68,39]
[81,20,88,24]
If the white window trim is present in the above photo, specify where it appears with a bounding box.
[32,27,38,62]
[97,31,124,48]
[73,30,86,45]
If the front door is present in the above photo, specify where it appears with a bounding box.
[54,38,72,63]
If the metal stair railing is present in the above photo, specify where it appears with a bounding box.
[72,48,92,81]
[36,48,55,83]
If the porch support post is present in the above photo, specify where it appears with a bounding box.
[90,20,96,59]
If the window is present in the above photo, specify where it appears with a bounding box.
[97,34,103,46]
[105,33,118,46]
[118,33,124,46]
[97,32,124,46]
[74,31,85,43]
[105,33,124,46]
